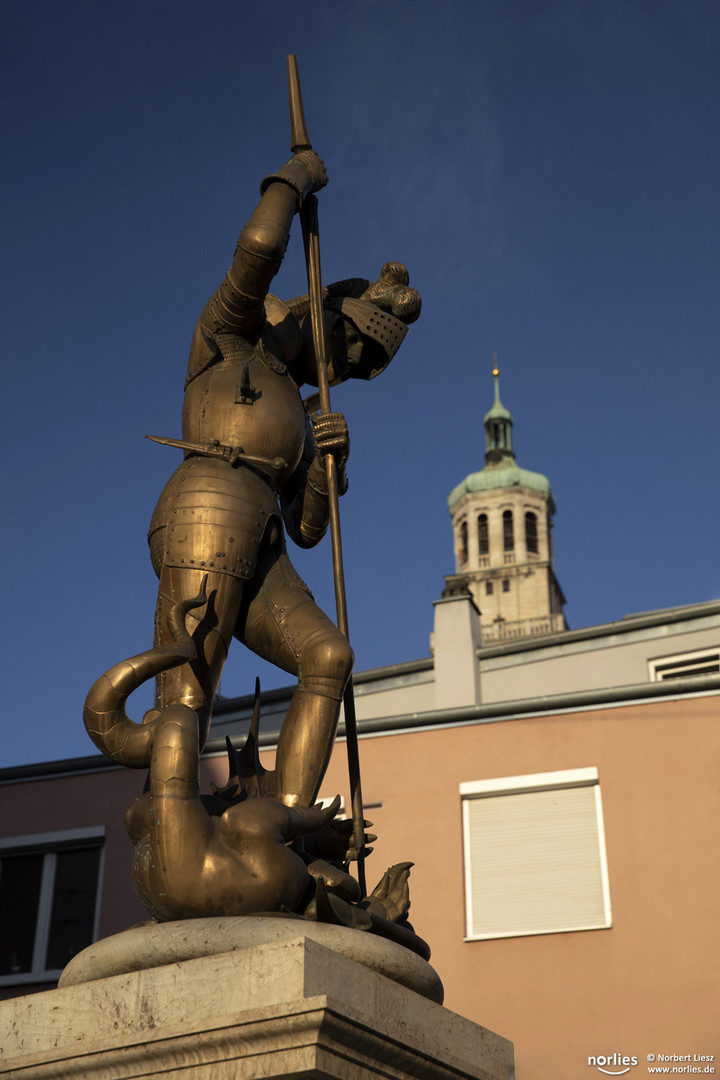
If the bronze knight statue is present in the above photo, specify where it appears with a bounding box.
[146,148,419,809]
[83,62,425,950]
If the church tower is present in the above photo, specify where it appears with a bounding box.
[444,367,567,643]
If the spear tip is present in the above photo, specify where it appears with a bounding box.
[287,53,312,153]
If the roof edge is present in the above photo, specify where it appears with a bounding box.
[3,668,719,782]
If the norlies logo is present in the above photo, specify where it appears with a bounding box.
[588,1054,639,1075]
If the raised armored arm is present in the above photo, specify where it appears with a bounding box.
[204,183,297,343]
[211,150,327,340]
[185,151,327,385]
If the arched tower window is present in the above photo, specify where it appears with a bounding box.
[458,520,468,567]
[478,514,489,555]
[525,511,538,554]
[503,510,514,552]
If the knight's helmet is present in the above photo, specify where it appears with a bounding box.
[264,262,421,386]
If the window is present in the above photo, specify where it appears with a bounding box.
[502,510,514,551]
[525,511,538,554]
[458,520,468,567]
[491,421,505,449]
[461,768,611,940]
[485,581,493,596]
[649,649,720,681]
[0,828,104,984]
[478,514,489,556]
[502,579,510,593]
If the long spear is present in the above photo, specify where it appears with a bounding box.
[287,54,367,896]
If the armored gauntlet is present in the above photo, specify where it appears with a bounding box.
[260,149,328,208]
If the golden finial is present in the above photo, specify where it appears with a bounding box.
[492,352,499,377]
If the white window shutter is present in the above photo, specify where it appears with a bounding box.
[464,779,611,939]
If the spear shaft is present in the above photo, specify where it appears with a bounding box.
[287,54,367,895]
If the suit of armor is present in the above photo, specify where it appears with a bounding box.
[148,152,418,808]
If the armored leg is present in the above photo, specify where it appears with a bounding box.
[154,564,246,749]
[237,541,353,807]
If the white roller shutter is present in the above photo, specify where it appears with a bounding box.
[462,769,611,940]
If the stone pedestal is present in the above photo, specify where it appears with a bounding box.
[0,925,513,1080]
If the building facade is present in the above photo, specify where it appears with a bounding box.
[2,670,719,1079]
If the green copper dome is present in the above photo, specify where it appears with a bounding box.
[448,367,555,512]
[448,462,555,512]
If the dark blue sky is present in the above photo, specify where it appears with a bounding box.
[3,0,719,767]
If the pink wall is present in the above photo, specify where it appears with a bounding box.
[2,693,717,1079]
[311,695,720,1077]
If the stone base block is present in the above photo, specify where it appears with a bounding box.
[58,915,445,1004]
[0,931,513,1080]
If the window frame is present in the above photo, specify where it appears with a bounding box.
[525,510,539,554]
[460,767,612,942]
[457,519,468,567]
[477,513,489,556]
[0,826,105,986]
[502,509,514,552]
